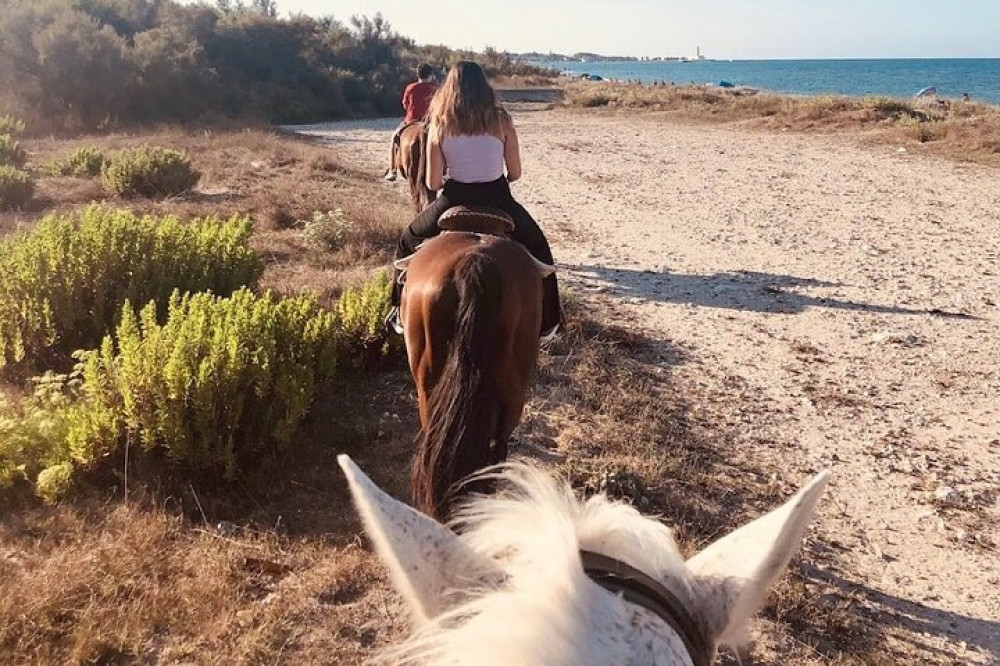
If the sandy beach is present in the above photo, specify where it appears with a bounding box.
[294,105,999,663]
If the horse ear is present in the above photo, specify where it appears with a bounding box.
[529,254,556,278]
[337,455,501,625]
[685,471,830,648]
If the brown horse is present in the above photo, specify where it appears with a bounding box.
[392,121,437,213]
[397,208,554,519]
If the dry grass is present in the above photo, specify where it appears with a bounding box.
[0,128,417,662]
[0,127,955,664]
[0,365,417,664]
[0,296,945,665]
[2,127,409,302]
[563,82,1000,166]
[518,304,955,665]
[490,74,561,89]
[0,497,405,664]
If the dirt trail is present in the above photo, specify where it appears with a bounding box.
[291,107,1000,664]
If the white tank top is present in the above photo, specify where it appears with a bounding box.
[441,134,505,183]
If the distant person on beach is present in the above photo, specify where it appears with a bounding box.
[384,63,438,182]
[386,60,562,340]
[962,92,971,102]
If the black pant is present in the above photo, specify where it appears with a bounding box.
[393,177,561,333]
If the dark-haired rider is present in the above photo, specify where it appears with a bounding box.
[383,63,438,182]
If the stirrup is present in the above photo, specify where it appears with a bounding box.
[385,307,404,335]
[539,323,559,346]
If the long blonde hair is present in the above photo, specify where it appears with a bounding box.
[427,61,509,142]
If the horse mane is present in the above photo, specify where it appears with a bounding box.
[410,250,505,519]
[387,463,691,665]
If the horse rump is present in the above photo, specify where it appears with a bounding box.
[411,249,504,519]
[404,123,436,212]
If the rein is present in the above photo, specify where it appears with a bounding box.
[580,550,713,666]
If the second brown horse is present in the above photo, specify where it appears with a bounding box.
[392,122,437,213]
[398,219,553,520]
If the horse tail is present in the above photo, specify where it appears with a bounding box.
[405,126,425,213]
[411,250,503,520]
[411,124,436,210]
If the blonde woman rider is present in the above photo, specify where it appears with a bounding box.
[387,61,561,340]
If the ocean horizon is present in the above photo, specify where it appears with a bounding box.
[532,58,1000,105]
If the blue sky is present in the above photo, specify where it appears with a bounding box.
[206,1,999,59]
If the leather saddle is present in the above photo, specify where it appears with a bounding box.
[437,206,515,237]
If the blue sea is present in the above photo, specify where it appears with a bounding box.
[534,59,1000,105]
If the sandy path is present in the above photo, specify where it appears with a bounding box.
[291,109,999,663]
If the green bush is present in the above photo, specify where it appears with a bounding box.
[0,133,27,167]
[67,289,339,480]
[0,115,25,137]
[48,146,106,176]
[0,165,33,209]
[0,206,263,368]
[0,372,78,503]
[0,272,404,501]
[335,270,402,368]
[304,208,352,250]
[102,145,200,198]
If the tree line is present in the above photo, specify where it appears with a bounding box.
[0,0,550,131]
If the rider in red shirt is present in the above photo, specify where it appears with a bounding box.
[384,63,438,181]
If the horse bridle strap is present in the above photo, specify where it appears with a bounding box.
[580,550,712,666]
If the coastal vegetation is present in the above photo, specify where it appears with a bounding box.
[101,146,201,198]
[564,81,1000,165]
[0,4,985,663]
[0,121,897,663]
[0,165,33,210]
[0,207,261,370]
[46,146,107,178]
[0,0,551,132]
[0,115,32,209]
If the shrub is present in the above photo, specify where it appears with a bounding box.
[0,207,263,368]
[67,289,339,481]
[335,270,402,369]
[580,94,613,108]
[909,123,940,143]
[102,145,200,198]
[863,96,920,121]
[0,115,25,137]
[48,146,106,176]
[0,372,78,503]
[0,273,404,501]
[0,165,34,209]
[0,133,27,167]
[304,208,351,250]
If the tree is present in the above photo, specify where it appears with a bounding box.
[249,0,276,18]
[75,0,162,38]
[0,2,132,126]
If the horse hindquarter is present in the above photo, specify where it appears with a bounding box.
[404,236,543,519]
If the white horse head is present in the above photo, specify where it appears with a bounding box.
[338,455,829,665]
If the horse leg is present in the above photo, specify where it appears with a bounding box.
[402,284,435,429]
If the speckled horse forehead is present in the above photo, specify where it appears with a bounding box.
[339,455,829,666]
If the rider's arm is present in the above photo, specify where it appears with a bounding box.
[503,115,522,182]
[426,137,446,191]
[401,84,412,114]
